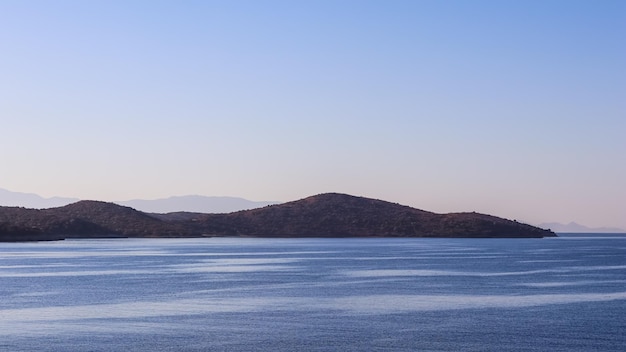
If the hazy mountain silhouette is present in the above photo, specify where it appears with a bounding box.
[0,188,78,209]
[117,195,280,214]
[0,188,279,213]
[539,222,625,233]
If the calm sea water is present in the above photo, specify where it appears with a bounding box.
[1,236,625,351]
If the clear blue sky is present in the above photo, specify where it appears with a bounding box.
[1,0,624,229]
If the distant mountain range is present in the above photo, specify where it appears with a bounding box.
[0,192,555,241]
[0,188,279,213]
[539,222,625,234]
[117,196,280,214]
[0,188,79,209]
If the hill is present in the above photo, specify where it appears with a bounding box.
[0,201,192,241]
[189,193,554,238]
[0,193,555,241]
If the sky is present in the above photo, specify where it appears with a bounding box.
[1,0,624,229]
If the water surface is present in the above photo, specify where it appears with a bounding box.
[1,236,625,351]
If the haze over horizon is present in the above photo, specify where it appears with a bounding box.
[1,1,624,230]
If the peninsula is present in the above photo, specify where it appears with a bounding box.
[0,193,555,241]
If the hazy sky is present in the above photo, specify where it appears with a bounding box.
[1,0,624,229]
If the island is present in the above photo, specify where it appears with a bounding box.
[0,193,556,241]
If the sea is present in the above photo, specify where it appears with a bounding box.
[1,235,625,351]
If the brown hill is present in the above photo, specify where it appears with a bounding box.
[189,193,554,238]
[0,201,191,241]
[0,193,555,241]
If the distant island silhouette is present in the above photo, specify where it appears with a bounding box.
[0,193,555,241]
[539,221,625,234]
